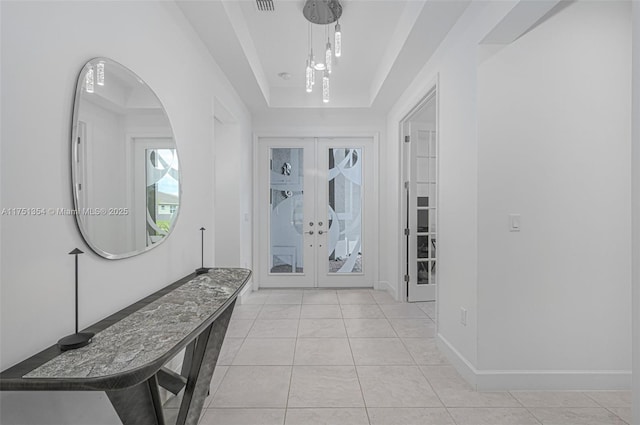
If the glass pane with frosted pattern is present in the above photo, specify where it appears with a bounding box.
[327,148,362,273]
[270,148,304,273]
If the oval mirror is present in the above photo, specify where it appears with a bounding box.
[71,58,181,259]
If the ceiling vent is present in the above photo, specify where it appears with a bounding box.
[256,0,274,11]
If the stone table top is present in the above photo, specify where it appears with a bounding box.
[1,268,249,389]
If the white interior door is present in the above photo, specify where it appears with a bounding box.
[258,138,316,287]
[257,137,375,288]
[406,122,438,302]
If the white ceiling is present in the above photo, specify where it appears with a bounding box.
[176,0,471,113]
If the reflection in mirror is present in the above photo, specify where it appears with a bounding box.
[72,58,181,259]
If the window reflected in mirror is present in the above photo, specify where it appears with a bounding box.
[145,148,179,245]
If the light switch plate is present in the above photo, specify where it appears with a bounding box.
[509,214,521,232]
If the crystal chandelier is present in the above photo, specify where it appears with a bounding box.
[303,0,342,103]
[85,61,106,93]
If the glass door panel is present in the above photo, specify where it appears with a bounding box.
[327,148,362,274]
[317,138,374,288]
[259,138,315,288]
[270,148,304,274]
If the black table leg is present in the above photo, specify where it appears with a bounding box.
[106,374,165,425]
[176,300,235,425]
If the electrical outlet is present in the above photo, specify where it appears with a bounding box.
[460,307,467,326]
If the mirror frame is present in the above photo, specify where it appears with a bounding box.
[71,57,182,259]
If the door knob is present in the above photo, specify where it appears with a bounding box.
[309,222,314,226]
[305,230,314,235]
[318,221,323,226]
[318,230,324,235]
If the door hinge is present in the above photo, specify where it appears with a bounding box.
[404,275,410,282]
[404,228,410,236]
[404,181,409,190]
[404,135,410,143]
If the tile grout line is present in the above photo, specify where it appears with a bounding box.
[511,396,544,425]
[603,406,632,425]
[282,302,303,425]
[347,328,373,425]
[415,358,456,424]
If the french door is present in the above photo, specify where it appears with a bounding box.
[257,137,375,288]
[404,121,438,302]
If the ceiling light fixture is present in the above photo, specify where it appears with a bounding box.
[85,65,94,93]
[334,21,341,57]
[96,62,105,86]
[303,0,342,103]
[325,26,332,75]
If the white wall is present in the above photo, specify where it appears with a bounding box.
[214,118,237,267]
[386,0,632,390]
[0,1,251,424]
[477,0,632,383]
[632,2,640,422]
[386,1,519,375]
[477,0,632,388]
[213,100,253,273]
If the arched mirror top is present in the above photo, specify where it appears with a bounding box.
[71,58,181,259]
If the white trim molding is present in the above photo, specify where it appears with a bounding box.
[237,279,254,305]
[437,334,631,391]
[437,333,479,388]
[378,280,400,302]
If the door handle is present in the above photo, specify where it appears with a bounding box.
[304,230,314,235]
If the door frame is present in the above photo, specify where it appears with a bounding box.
[253,132,379,290]
[399,82,440,302]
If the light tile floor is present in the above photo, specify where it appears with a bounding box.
[165,289,632,425]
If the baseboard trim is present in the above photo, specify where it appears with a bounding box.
[436,333,478,388]
[237,280,254,304]
[476,369,632,391]
[437,334,631,391]
[379,281,399,301]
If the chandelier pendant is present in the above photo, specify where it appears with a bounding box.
[303,0,342,103]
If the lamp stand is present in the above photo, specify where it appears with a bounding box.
[58,248,94,351]
[195,227,210,275]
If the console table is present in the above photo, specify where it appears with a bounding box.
[0,268,251,425]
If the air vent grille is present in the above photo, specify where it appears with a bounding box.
[256,0,274,11]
